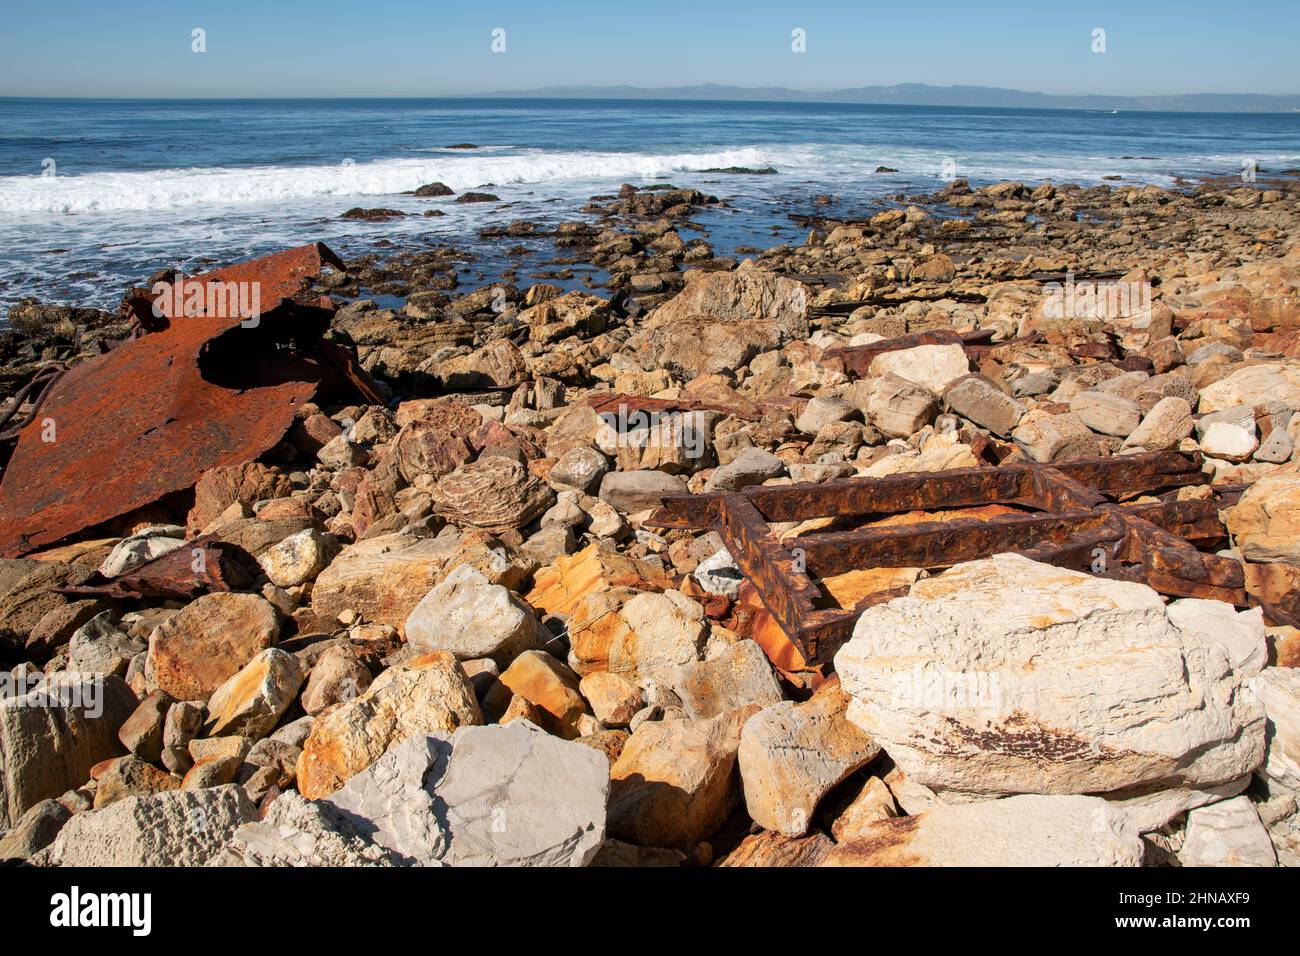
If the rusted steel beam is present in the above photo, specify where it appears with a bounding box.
[1048,449,1206,495]
[717,497,825,627]
[0,243,377,557]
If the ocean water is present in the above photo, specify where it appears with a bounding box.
[1,97,1298,312]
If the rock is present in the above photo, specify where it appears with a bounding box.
[117,690,172,763]
[1122,396,1194,451]
[597,469,689,514]
[738,681,880,836]
[868,343,969,395]
[1200,420,1259,461]
[590,838,685,867]
[650,263,809,339]
[1069,390,1142,437]
[911,253,956,282]
[93,755,180,808]
[943,374,1027,437]
[704,446,785,492]
[568,588,707,687]
[579,671,642,727]
[822,794,1144,866]
[324,721,608,866]
[300,642,373,715]
[204,648,305,739]
[1250,666,1300,794]
[548,446,610,495]
[1256,428,1294,463]
[1179,796,1276,866]
[795,396,856,436]
[526,543,671,619]
[66,612,144,677]
[0,559,93,658]
[259,529,338,588]
[676,639,783,719]
[607,706,756,850]
[1199,364,1300,414]
[829,776,899,841]
[37,785,257,867]
[146,593,279,701]
[498,650,587,738]
[311,531,456,628]
[693,548,743,599]
[296,652,482,798]
[188,462,292,532]
[1228,468,1300,565]
[99,532,186,578]
[433,457,555,533]
[0,673,136,829]
[720,830,834,866]
[835,554,1266,798]
[1012,409,1101,462]
[405,565,544,666]
[214,790,398,867]
[0,798,70,861]
[414,181,454,197]
[866,374,939,438]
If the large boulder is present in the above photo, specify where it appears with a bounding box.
[650,262,809,339]
[213,790,398,867]
[296,652,482,798]
[568,588,707,687]
[1,673,136,829]
[835,554,1266,798]
[405,564,544,665]
[607,706,756,850]
[37,785,257,867]
[204,647,305,739]
[737,681,880,836]
[821,794,1144,867]
[675,639,783,719]
[433,457,555,533]
[868,343,970,396]
[1227,466,1300,565]
[323,721,608,866]
[1179,795,1276,867]
[1199,363,1300,414]
[310,532,457,629]
[146,593,279,700]
[1250,666,1300,794]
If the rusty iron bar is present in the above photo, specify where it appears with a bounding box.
[648,449,1250,667]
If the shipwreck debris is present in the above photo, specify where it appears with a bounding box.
[650,450,1271,668]
[0,243,381,557]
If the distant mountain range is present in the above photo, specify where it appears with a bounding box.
[477,83,1300,113]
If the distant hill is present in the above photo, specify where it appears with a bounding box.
[476,83,1300,113]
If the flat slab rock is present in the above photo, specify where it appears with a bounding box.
[322,720,609,866]
[821,794,1145,867]
[835,554,1266,799]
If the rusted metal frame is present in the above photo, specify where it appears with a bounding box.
[1110,511,1247,605]
[1046,449,1206,495]
[55,534,236,601]
[715,496,826,632]
[790,509,1110,578]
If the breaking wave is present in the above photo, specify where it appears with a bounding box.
[0,147,787,214]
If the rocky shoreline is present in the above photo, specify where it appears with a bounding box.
[1,168,1298,867]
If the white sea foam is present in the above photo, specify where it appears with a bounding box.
[0,147,789,214]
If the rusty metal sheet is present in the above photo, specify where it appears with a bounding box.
[55,534,241,601]
[0,243,370,557]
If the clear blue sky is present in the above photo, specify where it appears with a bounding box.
[1,0,1296,98]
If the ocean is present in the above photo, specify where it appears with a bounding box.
[1,96,1298,312]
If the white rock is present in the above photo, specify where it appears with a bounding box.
[835,554,1266,798]
[1250,666,1300,794]
[324,722,608,866]
[404,565,544,666]
[693,548,743,599]
[1179,796,1276,867]
[868,343,969,396]
[821,794,1144,867]
[1199,421,1259,462]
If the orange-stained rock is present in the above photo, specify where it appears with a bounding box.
[296,652,481,799]
[526,543,671,619]
[719,829,834,867]
[498,650,587,738]
[146,593,279,701]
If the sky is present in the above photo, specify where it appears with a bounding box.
[0,0,1297,99]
